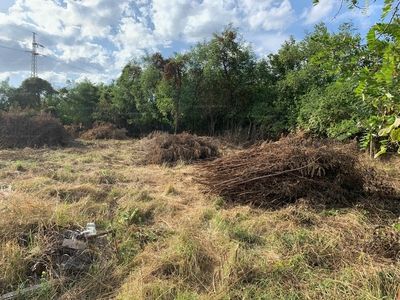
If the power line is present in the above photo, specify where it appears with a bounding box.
[36,33,57,45]
[0,44,28,52]
[0,35,29,44]
[0,43,99,75]
[45,55,98,75]
[75,59,104,72]
[4,24,101,76]
[8,23,33,34]
[7,24,56,45]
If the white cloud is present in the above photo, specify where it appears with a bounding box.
[301,0,336,25]
[247,32,290,55]
[151,0,238,43]
[240,0,296,31]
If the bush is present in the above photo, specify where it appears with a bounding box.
[0,109,71,148]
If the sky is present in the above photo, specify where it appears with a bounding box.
[0,0,383,88]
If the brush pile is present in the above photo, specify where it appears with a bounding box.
[198,135,392,208]
[81,121,128,140]
[0,109,71,148]
[141,131,220,166]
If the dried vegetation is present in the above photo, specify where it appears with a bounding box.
[0,109,71,149]
[198,135,396,208]
[140,131,220,166]
[81,121,128,140]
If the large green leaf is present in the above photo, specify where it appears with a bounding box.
[393,117,400,127]
[390,128,400,141]
[378,125,393,136]
[374,146,387,158]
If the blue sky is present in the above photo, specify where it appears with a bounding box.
[0,0,382,88]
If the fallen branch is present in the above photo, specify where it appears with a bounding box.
[1,279,64,300]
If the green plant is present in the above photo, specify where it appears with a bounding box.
[109,188,120,199]
[164,182,177,195]
[214,197,225,209]
[14,160,24,171]
[118,208,141,225]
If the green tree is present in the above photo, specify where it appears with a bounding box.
[156,54,186,134]
[57,79,100,127]
[296,22,370,139]
[356,19,400,156]
[261,36,316,134]
[207,24,257,133]
[181,41,218,134]
[101,61,143,130]
[0,78,17,111]
[312,0,400,156]
[9,77,56,110]
[298,80,372,138]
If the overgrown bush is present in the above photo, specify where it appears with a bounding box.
[0,109,71,148]
[80,121,128,140]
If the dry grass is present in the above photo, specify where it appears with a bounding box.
[0,137,399,299]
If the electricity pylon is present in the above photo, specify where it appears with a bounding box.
[26,32,44,77]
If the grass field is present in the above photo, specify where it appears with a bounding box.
[0,138,399,299]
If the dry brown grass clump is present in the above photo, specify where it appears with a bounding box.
[0,109,71,148]
[81,121,128,140]
[198,135,395,208]
[141,131,220,166]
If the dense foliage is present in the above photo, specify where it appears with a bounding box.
[1,1,399,155]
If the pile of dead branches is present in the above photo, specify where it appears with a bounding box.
[197,136,392,208]
[81,121,128,140]
[0,109,71,148]
[141,131,220,166]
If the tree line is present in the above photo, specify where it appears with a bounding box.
[0,1,399,156]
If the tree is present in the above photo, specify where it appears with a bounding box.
[298,80,372,138]
[9,77,56,110]
[312,0,398,21]
[175,24,258,136]
[57,79,100,127]
[156,54,186,134]
[263,36,315,134]
[208,24,257,133]
[312,0,400,156]
[296,22,371,139]
[0,78,17,111]
[356,19,400,156]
